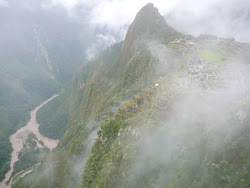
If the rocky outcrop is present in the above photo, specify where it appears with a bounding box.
[119,3,182,71]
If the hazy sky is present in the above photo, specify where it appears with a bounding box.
[36,0,250,43]
[0,0,249,55]
[0,0,8,7]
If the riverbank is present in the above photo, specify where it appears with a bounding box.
[0,95,59,188]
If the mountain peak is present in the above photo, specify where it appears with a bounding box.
[144,2,154,7]
[128,3,163,39]
[119,3,181,67]
[139,3,158,12]
[137,3,159,17]
[118,4,164,65]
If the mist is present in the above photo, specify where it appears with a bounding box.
[124,39,250,186]
[165,0,250,42]
[41,0,250,43]
[1,0,249,60]
[1,0,249,187]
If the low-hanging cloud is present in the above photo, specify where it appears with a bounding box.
[85,33,117,60]
[3,0,249,61]
[125,45,250,186]
[165,0,250,42]
[41,0,180,40]
[41,0,250,43]
[0,0,8,7]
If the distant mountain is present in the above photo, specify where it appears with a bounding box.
[12,3,250,188]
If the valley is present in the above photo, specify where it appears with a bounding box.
[1,1,249,188]
[0,95,59,188]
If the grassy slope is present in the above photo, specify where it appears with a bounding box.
[12,16,250,188]
[81,38,250,188]
[198,49,226,65]
[82,89,250,188]
[12,21,183,186]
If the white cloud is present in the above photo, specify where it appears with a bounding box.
[43,0,79,9]
[44,0,250,43]
[165,0,250,42]
[85,33,117,60]
[41,0,181,38]
[0,0,9,7]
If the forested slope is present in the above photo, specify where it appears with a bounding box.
[13,3,250,188]
[0,6,89,181]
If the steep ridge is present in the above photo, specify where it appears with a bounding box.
[80,37,250,187]
[13,4,250,188]
[12,4,183,188]
[118,3,182,74]
[12,42,125,187]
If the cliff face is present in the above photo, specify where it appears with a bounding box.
[120,3,164,64]
[81,36,250,188]
[13,4,250,188]
[119,3,182,72]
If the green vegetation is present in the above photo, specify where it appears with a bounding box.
[8,133,49,183]
[123,48,157,92]
[13,34,250,188]
[82,120,126,187]
[0,56,59,181]
[125,123,249,188]
[11,4,250,188]
[198,49,227,65]
[0,15,87,180]
[37,95,68,139]
[102,120,124,140]
[81,79,250,188]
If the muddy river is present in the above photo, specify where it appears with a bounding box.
[0,95,59,188]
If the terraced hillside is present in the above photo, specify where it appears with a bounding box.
[12,3,250,188]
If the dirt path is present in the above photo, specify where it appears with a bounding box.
[0,95,59,188]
